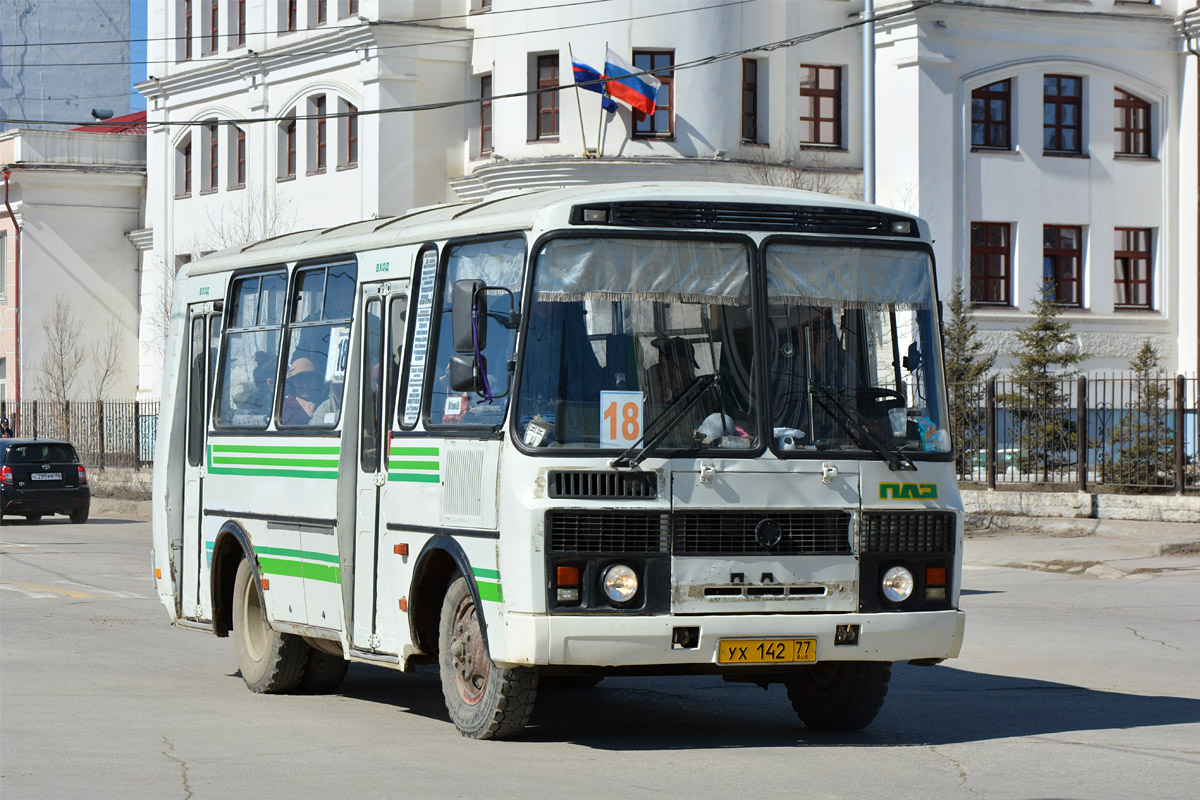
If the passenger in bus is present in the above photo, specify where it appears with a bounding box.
[647,336,698,406]
[309,377,344,427]
[281,357,324,425]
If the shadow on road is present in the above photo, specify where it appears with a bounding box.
[335,662,1200,748]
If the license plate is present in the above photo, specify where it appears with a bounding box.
[31,472,62,481]
[717,638,817,664]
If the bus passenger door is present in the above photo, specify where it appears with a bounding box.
[182,305,220,621]
[352,282,406,651]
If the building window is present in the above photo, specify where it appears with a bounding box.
[480,74,493,155]
[1,231,7,301]
[742,59,758,143]
[176,136,192,197]
[1043,225,1083,307]
[633,50,673,138]
[208,0,219,54]
[971,79,1011,150]
[204,121,219,192]
[228,125,246,188]
[182,0,193,61]
[308,95,327,173]
[1044,75,1082,154]
[279,112,297,179]
[970,222,1011,306]
[237,0,246,46]
[338,99,358,168]
[344,0,358,16]
[317,0,327,24]
[534,54,559,140]
[1114,89,1150,157]
[798,64,841,147]
[287,0,298,31]
[1114,228,1152,309]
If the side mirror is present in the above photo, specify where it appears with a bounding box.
[449,353,484,393]
[452,279,487,353]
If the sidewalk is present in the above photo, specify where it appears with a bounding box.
[964,514,1200,579]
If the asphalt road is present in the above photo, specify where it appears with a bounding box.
[2,513,1198,799]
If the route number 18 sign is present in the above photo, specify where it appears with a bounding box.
[600,391,644,448]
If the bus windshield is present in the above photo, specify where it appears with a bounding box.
[516,237,758,453]
[764,243,948,455]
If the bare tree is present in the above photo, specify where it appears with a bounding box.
[745,142,857,198]
[195,191,297,252]
[35,294,85,403]
[86,320,125,400]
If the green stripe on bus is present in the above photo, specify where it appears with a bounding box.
[212,444,341,455]
[208,466,339,480]
[255,546,339,564]
[388,473,440,483]
[212,456,341,468]
[476,581,503,603]
[387,460,439,471]
[473,567,500,580]
[390,446,439,456]
[257,557,341,584]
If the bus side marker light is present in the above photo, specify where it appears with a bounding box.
[399,597,408,613]
[155,568,162,579]
[394,543,409,556]
[261,578,270,591]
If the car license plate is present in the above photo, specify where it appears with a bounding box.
[717,638,817,664]
[31,472,62,481]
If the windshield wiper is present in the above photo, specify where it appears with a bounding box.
[808,384,916,472]
[610,373,718,469]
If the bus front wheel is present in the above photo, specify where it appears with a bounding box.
[785,661,892,731]
[437,575,538,739]
[232,558,308,693]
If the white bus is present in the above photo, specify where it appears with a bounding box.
[152,182,965,739]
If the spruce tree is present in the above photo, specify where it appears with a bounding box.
[1004,279,1085,482]
[943,280,995,477]
[1102,340,1173,489]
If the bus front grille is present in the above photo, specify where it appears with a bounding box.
[546,510,671,553]
[672,510,853,556]
[547,470,659,500]
[860,511,956,553]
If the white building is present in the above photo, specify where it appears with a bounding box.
[137,0,1199,397]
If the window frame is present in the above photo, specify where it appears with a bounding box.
[208,0,219,54]
[279,111,297,180]
[480,74,493,155]
[205,121,219,193]
[212,267,289,432]
[798,64,842,148]
[1114,89,1151,157]
[1042,225,1084,308]
[177,136,193,198]
[632,50,674,139]
[229,125,246,189]
[1114,227,1153,310]
[969,221,1012,307]
[1043,74,1083,155]
[339,100,359,169]
[287,0,298,32]
[311,94,328,174]
[971,79,1011,151]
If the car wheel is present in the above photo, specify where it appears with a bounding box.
[70,508,89,524]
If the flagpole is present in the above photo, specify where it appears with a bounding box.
[567,43,592,158]
[598,41,609,158]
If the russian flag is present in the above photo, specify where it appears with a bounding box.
[603,47,660,116]
[572,60,618,114]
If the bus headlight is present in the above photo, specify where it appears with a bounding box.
[602,564,638,604]
[881,566,914,603]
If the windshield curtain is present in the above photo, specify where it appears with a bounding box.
[516,237,757,453]
[764,243,948,455]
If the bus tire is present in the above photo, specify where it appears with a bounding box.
[299,648,350,694]
[438,575,538,739]
[785,661,891,731]
[232,558,308,693]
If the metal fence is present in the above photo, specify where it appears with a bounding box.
[950,375,1199,493]
[1,401,160,469]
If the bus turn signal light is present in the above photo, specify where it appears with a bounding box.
[926,567,946,586]
[556,566,579,586]
[394,543,408,556]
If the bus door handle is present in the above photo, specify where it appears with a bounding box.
[373,472,386,488]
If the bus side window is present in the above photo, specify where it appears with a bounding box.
[279,261,357,429]
[214,270,287,428]
[386,293,408,429]
[186,316,207,467]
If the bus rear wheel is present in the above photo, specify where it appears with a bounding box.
[438,575,538,739]
[232,558,308,693]
[785,661,892,731]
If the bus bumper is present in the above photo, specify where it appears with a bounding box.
[500,609,965,668]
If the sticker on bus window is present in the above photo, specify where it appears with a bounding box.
[325,327,350,382]
[600,391,643,449]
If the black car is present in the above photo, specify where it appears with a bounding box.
[0,439,90,524]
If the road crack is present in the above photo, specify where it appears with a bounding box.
[1125,626,1184,652]
[929,746,984,799]
[161,734,194,800]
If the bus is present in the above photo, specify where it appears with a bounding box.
[151,182,966,739]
